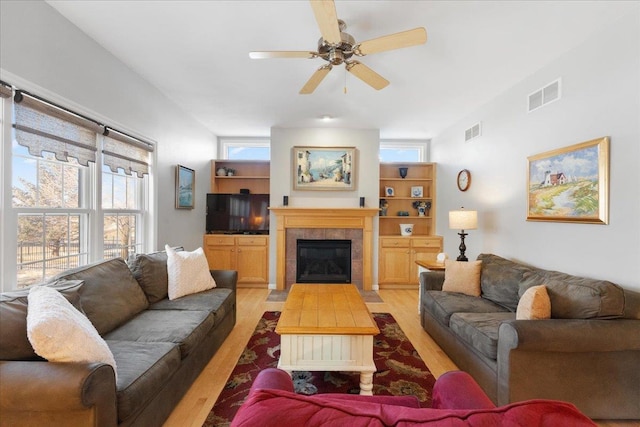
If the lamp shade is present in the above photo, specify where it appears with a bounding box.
[449,209,478,230]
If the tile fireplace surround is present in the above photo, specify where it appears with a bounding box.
[270,207,380,291]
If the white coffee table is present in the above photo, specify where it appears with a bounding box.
[275,284,380,395]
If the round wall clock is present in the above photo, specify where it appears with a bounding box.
[457,169,471,191]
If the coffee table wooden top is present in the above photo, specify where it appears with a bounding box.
[276,284,380,335]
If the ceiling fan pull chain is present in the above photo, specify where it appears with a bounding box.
[344,68,348,94]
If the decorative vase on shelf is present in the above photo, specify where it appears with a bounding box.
[216,167,227,176]
[399,167,408,179]
[399,224,414,236]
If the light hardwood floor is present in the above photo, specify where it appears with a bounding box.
[163,288,638,427]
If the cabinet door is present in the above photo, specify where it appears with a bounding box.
[378,246,412,284]
[236,245,268,284]
[203,235,235,270]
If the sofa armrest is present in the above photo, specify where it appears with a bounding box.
[420,270,445,292]
[211,270,238,291]
[432,371,496,410]
[0,361,117,426]
[498,318,640,352]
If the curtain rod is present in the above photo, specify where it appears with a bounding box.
[3,79,153,149]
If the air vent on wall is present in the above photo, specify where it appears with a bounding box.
[465,122,481,142]
[528,78,561,112]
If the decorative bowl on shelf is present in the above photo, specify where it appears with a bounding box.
[216,167,227,176]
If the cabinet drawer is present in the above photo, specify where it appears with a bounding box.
[204,235,235,246]
[237,236,268,246]
[380,238,411,248]
[411,238,442,248]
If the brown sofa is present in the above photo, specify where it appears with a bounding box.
[420,253,640,420]
[0,251,237,427]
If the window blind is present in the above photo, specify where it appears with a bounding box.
[103,127,154,178]
[13,92,103,166]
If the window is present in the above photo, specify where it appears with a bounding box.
[380,140,429,162]
[220,138,270,160]
[3,87,154,290]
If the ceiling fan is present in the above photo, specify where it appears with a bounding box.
[249,0,427,94]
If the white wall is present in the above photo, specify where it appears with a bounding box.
[269,127,380,286]
[0,0,216,253]
[432,11,640,291]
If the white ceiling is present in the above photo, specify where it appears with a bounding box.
[46,1,634,139]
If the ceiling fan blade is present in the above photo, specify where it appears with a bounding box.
[310,0,341,45]
[345,61,389,90]
[355,27,427,56]
[300,65,332,94]
[249,51,317,59]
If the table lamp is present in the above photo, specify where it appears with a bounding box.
[449,208,478,262]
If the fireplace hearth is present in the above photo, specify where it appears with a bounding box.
[296,239,351,283]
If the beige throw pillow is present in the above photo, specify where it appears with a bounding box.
[442,260,482,297]
[26,286,117,379]
[166,245,216,300]
[516,285,551,320]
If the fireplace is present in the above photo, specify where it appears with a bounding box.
[296,239,351,283]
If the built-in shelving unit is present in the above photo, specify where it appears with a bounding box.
[378,162,442,288]
[210,160,270,194]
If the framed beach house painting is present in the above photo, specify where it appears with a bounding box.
[527,137,609,224]
[293,146,356,191]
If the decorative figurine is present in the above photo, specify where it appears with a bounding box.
[412,200,432,216]
[379,199,389,216]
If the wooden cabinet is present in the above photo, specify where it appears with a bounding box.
[210,160,269,194]
[378,236,443,287]
[203,234,269,287]
[378,162,442,288]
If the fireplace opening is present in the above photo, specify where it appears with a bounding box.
[296,239,351,283]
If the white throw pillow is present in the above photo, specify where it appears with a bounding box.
[27,286,117,379]
[165,245,216,300]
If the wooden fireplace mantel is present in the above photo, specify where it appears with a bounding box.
[269,207,379,291]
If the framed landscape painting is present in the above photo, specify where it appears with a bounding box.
[293,146,356,191]
[527,137,609,224]
[175,164,195,209]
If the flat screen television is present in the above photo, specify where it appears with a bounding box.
[206,193,270,234]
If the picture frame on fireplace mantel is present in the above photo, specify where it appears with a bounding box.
[293,146,357,191]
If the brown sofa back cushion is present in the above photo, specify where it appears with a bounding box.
[519,270,625,319]
[477,254,535,312]
[0,280,84,360]
[50,258,149,335]
[128,251,169,303]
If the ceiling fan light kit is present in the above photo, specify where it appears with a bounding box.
[249,0,427,94]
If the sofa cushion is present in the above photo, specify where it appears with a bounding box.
[149,287,234,324]
[477,253,535,312]
[0,280,84,360]
[107,340,181,423]
[166,245,216,300]
[449,312,516,360]
[50,258,149,335]
[104,309,214,359]
[422,290,510,326]
[516,285,551,320]
[520,270,625,319]
[26,286,117,377]
[442,260,482,296]
[128,251,169,303]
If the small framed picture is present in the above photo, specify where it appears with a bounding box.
[385,186,395,197]
[411,186,423,198]
[175,164,195,209]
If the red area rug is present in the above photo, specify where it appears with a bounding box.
[203,311,436,427]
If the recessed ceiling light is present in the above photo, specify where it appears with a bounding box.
[321,115,332,122]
